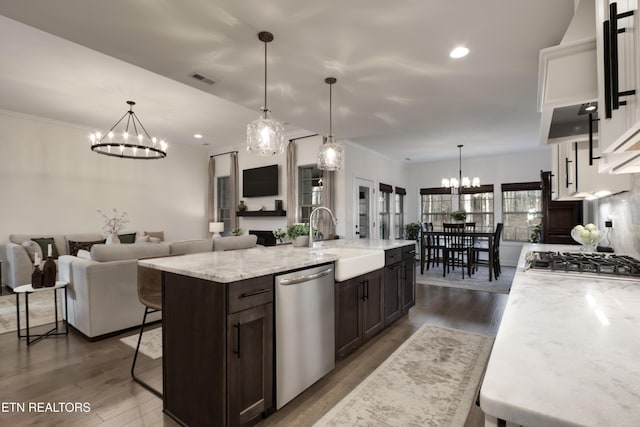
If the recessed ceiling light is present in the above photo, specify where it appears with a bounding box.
[449,46,469,59]
[194,134,203,139]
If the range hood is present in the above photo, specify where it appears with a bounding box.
[538,0,597,145]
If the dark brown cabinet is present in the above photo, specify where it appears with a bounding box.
[401,255,416,313]
[383,262,402,326]
[163,272,274,427]
[384,246,416,326]
[335,269,384,359]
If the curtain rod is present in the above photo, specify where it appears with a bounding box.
[289,133,318,142]
[209,150,238,158]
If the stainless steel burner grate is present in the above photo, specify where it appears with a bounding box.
[529,251,640,277]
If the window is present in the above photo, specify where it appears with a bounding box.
[460,185,494,232]
[420,188,452,229]
[394,187,406,239]
[298,165,324,224]
[502,182,542,241]
[379,183,392,239]
[217,176,231,234]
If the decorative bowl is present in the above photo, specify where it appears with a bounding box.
[570,224,604,252]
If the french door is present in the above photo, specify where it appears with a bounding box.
[354,178,375,239]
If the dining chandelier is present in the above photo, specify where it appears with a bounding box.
[246,31,285,156]
[90,101,167,159]
[317,77,344,171]
[441,144,479,189]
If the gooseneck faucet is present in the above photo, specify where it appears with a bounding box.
[309,207,338,248]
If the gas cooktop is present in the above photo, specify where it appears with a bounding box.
[527,251,640,278]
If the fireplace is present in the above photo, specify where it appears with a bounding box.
[249,230,276,247]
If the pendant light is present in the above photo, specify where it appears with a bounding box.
[246,31,285,156]
[90,101,167,159]
[441,144,479,189]
[317,77,344,170]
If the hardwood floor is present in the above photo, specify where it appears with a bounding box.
[0,283,507,426]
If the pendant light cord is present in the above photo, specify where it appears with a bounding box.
[329,82,333,135]
[264,39,268,112]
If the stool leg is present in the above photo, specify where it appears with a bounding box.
[131,308,162,398]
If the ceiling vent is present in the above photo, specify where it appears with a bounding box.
[190,73,215,85]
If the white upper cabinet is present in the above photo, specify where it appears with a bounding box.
[596,0,640,172]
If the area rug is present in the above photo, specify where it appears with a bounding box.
[120,327,162,360]
[0,291,63,335]
[314,324,494,427]
[416,264,514,294]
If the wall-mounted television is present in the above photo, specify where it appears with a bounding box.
[243,164,279,197]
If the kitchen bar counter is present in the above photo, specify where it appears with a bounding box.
[480,243,640,426]
[138,238,415,283]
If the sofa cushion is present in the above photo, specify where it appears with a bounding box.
[21,240,43,263]
[212,235,258,252]
[90,243,170,262]
[68,239,106,256]
[118,232,137,244]
[169,239,213,255]
[31,237,60,259]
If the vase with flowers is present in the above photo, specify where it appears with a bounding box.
[97,208,130,244]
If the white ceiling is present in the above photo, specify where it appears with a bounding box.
[0,0,575,162]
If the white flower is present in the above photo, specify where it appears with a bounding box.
[97,208,129,236]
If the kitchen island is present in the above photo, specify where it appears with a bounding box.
[138,239,415,426]
[480,243,640,427]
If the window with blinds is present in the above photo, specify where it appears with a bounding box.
[502,182,542,241]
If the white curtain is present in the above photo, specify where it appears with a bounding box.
[230,152,239,230]
[286,141,297,226]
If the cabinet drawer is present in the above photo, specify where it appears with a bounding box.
[385,248,402,265]
[402,244,416,260]
[228,276,273,313]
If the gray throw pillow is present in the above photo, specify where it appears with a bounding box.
[22,240,43,263]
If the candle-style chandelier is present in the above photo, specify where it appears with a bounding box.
[90,101,167,159]
[441,144,479,189]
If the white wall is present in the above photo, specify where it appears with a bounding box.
[0,111,209,248]
[407,148,552,265]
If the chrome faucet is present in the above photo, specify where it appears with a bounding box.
[309,207,338,247]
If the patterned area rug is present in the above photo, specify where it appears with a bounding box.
[120,327,162,360]
[0,291,63,335]
[416,263,514,294]
[314,324,494,427]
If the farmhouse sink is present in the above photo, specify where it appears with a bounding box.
[311,247,385,281]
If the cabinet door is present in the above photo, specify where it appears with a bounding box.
[227,303,274,427]
[362,269,385,341]
[335,277,362,359]
[401,258,416,313]
[383,263,402,326]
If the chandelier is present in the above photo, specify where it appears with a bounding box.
[441,144,479,189]
[317,77,344,170]
[246,31,285,156]
[90,101,167,159]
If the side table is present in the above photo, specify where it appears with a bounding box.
[14,281,69,346]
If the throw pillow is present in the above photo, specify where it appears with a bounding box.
[145,231,164,242]
[135,235,151,243]
[22,240,43,263]
[149,237,161,244]
[118,232,137,244]
[68,239,106,256]
[31,237,59,259]
[76,249,92,260]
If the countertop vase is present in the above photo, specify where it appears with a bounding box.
[292,236,309,247]
[106,232,120,244]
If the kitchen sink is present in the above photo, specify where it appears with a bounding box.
[311,247,385,281]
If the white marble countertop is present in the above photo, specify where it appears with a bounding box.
[480,243,640,426]
[138,239,414,283]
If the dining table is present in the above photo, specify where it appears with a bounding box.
[420,230,496,281]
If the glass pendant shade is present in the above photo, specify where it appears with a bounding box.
[247,31,284,156]
[90,100,167,159]
[442,145,479,189]
[247,109,285,155]
[318,134,344,171]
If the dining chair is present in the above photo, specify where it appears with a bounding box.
[421,222,444,272]
[442,222,471,278]
[471,223,503,280]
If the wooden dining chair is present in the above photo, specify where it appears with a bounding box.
[421,222,444,272]
[442,222,471,278]
[471,223,503,280]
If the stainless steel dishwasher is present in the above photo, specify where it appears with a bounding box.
[275,263,335,409]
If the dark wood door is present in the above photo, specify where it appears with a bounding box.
[227,303,274,427]
[335,277,362,359]
[401,257,416,313]
[383,263,402,326]
[362,269,385,341]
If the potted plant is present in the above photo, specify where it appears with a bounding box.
[287,223,310,247]
[451,210,467,222]
[273,228,287,244]
[404,223,421,241]
[231,227,243,236]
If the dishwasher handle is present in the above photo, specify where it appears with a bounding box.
[278,267,333,286]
